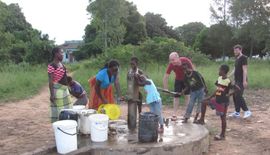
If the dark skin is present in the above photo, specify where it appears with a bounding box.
[130,60,143,113]
[181,65,208,123]
[95,65,122,104]
[197,68,239,139]
[68,81,82,98]
[48,49,64,104]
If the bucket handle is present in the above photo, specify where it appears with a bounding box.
[57,127,77,136]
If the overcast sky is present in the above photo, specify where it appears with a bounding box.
[2,0,212,44]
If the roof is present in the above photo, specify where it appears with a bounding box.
[59,40,83,49]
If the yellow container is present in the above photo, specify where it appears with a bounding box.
[97,104,121,120]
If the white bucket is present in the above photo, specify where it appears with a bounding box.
[53,120,77,154]
[72,105,85,113]
[78,109,96,134]
[89,114,109,142]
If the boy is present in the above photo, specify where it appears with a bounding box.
[67,76,88,106]
[136,74,164,133]
[196,65,239,140]
[182,63,208,123]
[127,57,144,129]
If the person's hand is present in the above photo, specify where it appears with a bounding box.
[243,81,248,88]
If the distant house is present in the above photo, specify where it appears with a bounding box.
[59,40,83,63]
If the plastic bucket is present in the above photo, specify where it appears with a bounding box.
[72,105,85,113]
[78,109,96,134]
[53,120,77,154]
[59,109,78,121]
[138,112,159,143]
[97,104,121,120]
[89,114,109,142]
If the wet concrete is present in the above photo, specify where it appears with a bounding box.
[59,120,210,155]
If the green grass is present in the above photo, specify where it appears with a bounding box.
[0,63,48,103]
[73,60,270,105]
[1,60,269,104]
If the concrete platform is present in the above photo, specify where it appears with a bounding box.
[63,120,209,155]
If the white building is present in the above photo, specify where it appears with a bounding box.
[59,40,83,63]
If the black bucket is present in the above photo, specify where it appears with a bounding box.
[59,110,78,121]
[138,112,159,143]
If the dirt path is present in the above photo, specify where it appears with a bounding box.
[0,87,269,155]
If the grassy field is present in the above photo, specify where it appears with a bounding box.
[0,60,269,104]
[73,60,270,105]
[0,63,48,103]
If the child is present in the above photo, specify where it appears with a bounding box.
[67,76,88,106]
[181,63,208,123]
[127,57,144,113]
[136,74,164,133]
[196,64,238,140]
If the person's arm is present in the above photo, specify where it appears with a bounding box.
[95,80,108,104]
[163,73,170,90]
[200,74,208,94]
[243,65,248,88]
[228,67,235,78]
[48,73,55,103]
[163,64,172,90]
[114,74,122,100]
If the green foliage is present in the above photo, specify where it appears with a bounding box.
[0,1,54,64]
[175,22,206,47]
[72,60,270,105]
[193,23,233,59]
[230,0,270,57]
[122,1,147,45]
[0,63,47,103]
[144,12,179,40]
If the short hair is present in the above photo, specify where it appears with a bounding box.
[169,52,179,59]
[220,64,229,74]
[233,44,242,50]
[67,76,72,83]
[130,56,139,64]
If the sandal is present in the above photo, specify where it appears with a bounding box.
[171,115,177,121]
[214,135,225,141]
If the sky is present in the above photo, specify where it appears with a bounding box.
[2,0,212,45]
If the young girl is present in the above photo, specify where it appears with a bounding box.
[136,74,164,133]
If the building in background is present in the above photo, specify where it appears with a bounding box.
[59,40,83,63]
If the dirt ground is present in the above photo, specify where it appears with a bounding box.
[0,86,270,155]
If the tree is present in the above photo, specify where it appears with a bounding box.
[0,1,54,64]
[230,0,270,57]
[175,22,206,47]
[87,0,128,49]
[194,23,233,58]
[144,12,179,40]
[122,2,147,45]
[210,0,232,24]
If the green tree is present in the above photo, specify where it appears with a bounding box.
[194,23,233,58]
[122,1,147,45]
[0,1,54,64]
[144,12,179,40]
[175,22,206,47]
[230,0,270,57]
[87,0,128,49]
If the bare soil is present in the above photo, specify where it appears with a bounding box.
[0,87,269,155]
